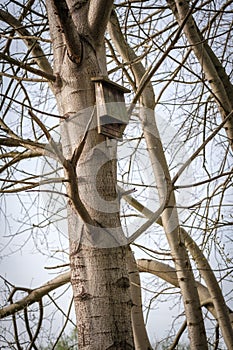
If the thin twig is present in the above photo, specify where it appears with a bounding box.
[0,52,56,82]
[172,110,233,184]
[168,320,187,350]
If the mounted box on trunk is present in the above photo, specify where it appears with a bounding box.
[91,76,130,140]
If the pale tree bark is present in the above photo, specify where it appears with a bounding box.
[1,261,233,328]
[137,259,233,328]
[0,2,232,349]
[108,12,208,349]
[46,1,134,348]
[124,191,233,348]
[162,2,233,345]
[127,248,153,349]
[182,228,233,348]
[166,0,233,150]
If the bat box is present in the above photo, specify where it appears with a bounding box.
[91,76,130,140]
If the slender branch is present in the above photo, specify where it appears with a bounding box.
[0,178,67,194]
[51,297,74,350]
[127,178,172,243]
[127,0,200,116]
[0,94,64,119]
[168,320,187,350]
[0,33,51,43]
[0,272,70,319]
[0,139,59,176]
[0,152,42,175]
[172,110,233,184]
[0,71,47,83]
[0,52,56,82]
[0,138,48,153]
[24,299,42,350]
[174,169,233,189]
[0,9,53,75]
[166,0,233,149]
[28,110,65,164]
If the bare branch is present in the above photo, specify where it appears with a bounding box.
[172,110,233,184]
[0,52,56,82]
[127,181,172,243]
[52,0,82,65]
[166,0,233,149]
[168,320,187,350]
[0,71,48,83]
[127,0,200,115]
[124,190,233,341]
[0,272,70,319]
[0,9,53,75]
[88,0,114,44]
[28,110,65,164]
[137,259,233,323]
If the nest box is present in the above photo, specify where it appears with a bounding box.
[91,76,130,139]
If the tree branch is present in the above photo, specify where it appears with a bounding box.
[0,71,47,83]
[52,0,82,65]
[0,272,70,319]
[172,110,233,184]
[137,259,233,324]
[2,260,233,328]
[28,110,65,164]
[0,9,53,75]
[126,0,200,115]
[0,136,51,157]
[168,320,187,350]
[166,0,233,149]
[124,190,233,344]
[88,0,114,44]
[0,52,56,82]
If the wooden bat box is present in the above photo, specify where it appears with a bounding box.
[91,76,130,140]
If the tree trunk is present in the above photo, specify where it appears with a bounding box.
[46,1,134,348]
[108,12,208,350]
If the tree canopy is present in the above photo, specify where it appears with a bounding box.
[0,0,233,349]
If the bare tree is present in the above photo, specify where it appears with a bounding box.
[0,1,232,349]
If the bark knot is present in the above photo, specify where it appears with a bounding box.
[115,276,130,289]
[76,286,91,301]
[53,72,63,93]
[106,341,134,349]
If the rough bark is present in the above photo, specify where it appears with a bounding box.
[46,1,134,348]
[108,12,208,349]
[2,263,233,329]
